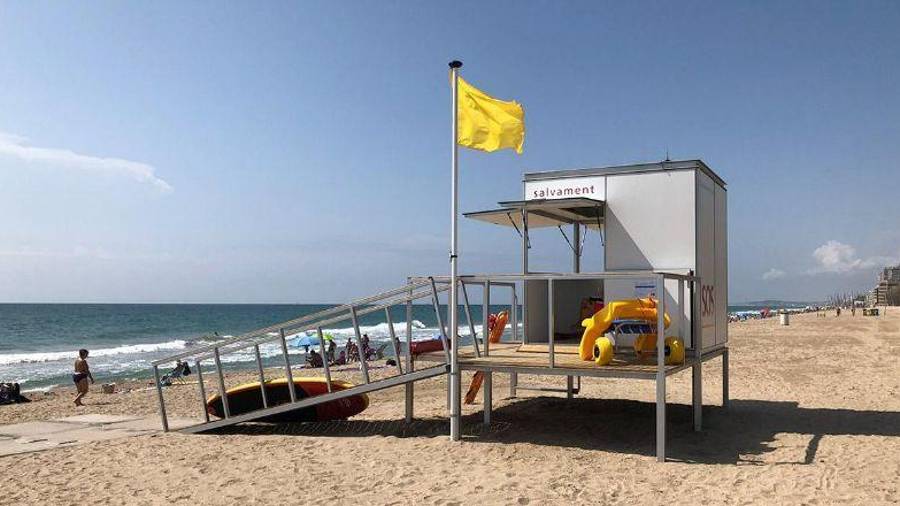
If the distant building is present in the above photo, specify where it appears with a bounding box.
[869,265,900,306]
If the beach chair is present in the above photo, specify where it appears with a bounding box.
[372,343,389,360]
[306,351,324,368]
[0,383,30,405]
[159,361,190,386]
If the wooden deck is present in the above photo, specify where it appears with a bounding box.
[416,342,696,379]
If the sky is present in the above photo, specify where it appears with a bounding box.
[1,1,899,303]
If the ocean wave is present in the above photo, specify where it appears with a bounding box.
[0,340,188,366]
[283,320,454,342]
[2,320,519,386]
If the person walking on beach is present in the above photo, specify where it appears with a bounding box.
[327,339,336,364]
[73,349,94,406]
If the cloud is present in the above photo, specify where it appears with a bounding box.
[0,132,172,192]
[762,268,786,280]
[0,244,182,263]
[809,240,898,274]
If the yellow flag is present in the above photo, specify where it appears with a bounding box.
[456,76,525,154]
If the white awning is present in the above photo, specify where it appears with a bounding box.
[464,197,604,230]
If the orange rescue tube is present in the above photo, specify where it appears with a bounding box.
[464,311,509,404]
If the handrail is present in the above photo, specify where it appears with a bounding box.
[184,284,454,364]
[152,276,484,434]
[157,270,690,366]
[420,270,698,283]
[152,269,695,437]
[152,278,450,365]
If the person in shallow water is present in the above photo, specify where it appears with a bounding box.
[72,349,94,406]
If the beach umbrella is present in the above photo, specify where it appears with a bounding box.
[290,332,335,348]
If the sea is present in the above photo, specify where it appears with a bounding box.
[0,303,508,391]
[0,302,799,391]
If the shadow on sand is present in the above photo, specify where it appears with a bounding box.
[208,397,900,465]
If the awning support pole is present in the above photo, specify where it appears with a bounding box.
[405,286,414,423]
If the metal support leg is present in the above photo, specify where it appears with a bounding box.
[483,372,492,426]
[428,277,451,363]
[678,278,686,350]
[566,376,574,400]
[511,288,518,342]
[350,306,370,384]
[656,371,666,461]
[384,309,403,374]
[447,374,452,410]
[723,348,730,409]
[460,281,480,357]
[483,281,491,356]
[214,348,231,418]
[153,365,169,431]
[548,279,555,368]
[692,361,702,432]
[279,329,298,402]
[196,360,210,422]
[254,345,268,408]
[318,327,333,392]
[510,287,518,397]
[405,291,414,423]
[656,275,666,462]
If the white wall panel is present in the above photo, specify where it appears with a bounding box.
[605,170,696,347]
[697,173,717,350]
[715,183,728,346]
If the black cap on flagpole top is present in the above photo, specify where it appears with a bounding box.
[449,60,463,69]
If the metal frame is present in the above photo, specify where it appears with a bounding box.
[150,269,727,463]
[523,159,727,189]
[147,159,730,464]
[418,270,723,462]
[181,365,448,433]
[152,278,477,436]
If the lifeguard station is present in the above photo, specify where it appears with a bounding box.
[152,159,728,462]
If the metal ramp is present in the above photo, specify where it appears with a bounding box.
[151,277,485,434]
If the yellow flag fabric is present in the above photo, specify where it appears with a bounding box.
[456,76,525,154]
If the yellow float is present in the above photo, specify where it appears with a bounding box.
[633,335,685,365]
[592,336,614,365]
[578,298,671,361]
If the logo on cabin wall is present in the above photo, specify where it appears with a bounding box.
[531,184,597,199]
[524,176,606,201]
[701,285,715,317]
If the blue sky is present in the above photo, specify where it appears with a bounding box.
[1,1,898,303]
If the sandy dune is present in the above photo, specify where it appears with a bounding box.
[2,311,899,505]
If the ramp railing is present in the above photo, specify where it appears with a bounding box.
[151,277,487,433]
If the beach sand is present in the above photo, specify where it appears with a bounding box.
[2,311,899,505]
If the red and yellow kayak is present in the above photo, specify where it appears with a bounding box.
[206,377,368,422]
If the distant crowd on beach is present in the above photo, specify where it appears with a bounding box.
[728,303,876,323]
[302,334,390,369]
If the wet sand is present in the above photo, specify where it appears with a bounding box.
[2,311,899,505]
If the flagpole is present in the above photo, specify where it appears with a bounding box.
[448,59,462,441]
